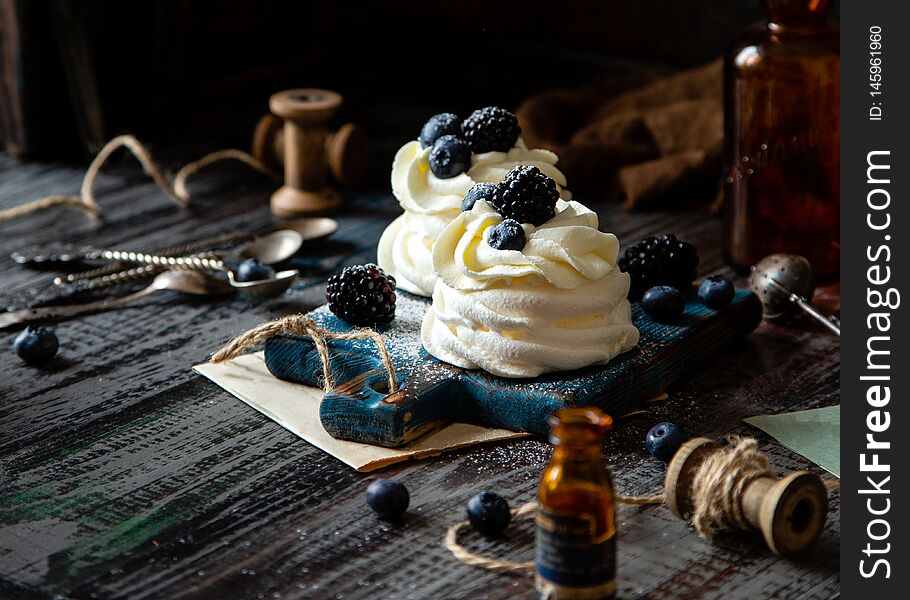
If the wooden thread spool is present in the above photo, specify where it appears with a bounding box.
[664,437,828,558]
[253,88,368,217]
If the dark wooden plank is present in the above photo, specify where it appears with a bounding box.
[0,149,839,600]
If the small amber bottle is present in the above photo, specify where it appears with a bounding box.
[536,408,616,600]
[724,0,840,278]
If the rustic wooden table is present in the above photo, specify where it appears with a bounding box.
[0,149,839,599]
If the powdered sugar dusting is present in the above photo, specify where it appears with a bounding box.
[306,292,432,380]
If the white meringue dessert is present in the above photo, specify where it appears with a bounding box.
[377,137,569,297]
[420,197,640,378]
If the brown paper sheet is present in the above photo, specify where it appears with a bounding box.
[193,352,529,472]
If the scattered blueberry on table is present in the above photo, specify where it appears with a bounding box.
[461,182,496,212]
[235,258,275,282]
[645,422,688,462]
[13,326,59,365]
[618,233,700,299]
[366,479,410,519]
[326,263,397,327]
[642,286,685,323]
[460,106,521,153]
[467,491,511,537]
[698,275,735,309]
[487,219,526,251]
[419,113,462,149]
[429,134,471,179]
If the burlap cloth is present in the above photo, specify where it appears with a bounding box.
[516,60,722,211]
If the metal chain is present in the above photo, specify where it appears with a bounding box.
[99,250,226,271]
[76,253,219,291]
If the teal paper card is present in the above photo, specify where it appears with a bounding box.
[744,405,840,477]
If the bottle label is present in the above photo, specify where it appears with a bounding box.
[535,507,616,599]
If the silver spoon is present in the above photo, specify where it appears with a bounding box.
[95,232,301,297]
[748,253,840,335]
[268,217,338,243]
[0,271,233,329]
[235,229,304,264]
[53,229,304,287]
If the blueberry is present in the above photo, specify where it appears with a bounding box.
[645,422,688,462]
[467,491,511,537]
[235,258,275,282]
[487,219,526,251]
[429,135,471,179]
[13,326,59,365]
[697,275,735,309]
[642,286,685,323]
[419,113,461,148]
[366,479,409,519]
[462,182,496,212]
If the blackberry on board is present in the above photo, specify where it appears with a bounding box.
[618,234,699,300]
[326,264,397,327]
[461,106,521,153]
[489,165,559,226]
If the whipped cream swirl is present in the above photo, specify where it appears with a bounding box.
[420,199,639,378]
[378,139,568,296]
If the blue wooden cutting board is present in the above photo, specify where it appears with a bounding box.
[263,290,762,448]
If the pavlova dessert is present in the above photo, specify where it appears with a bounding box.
[421,165,640,378]
[378,107,569,297]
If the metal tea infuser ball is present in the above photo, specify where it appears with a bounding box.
[748,254,840,335]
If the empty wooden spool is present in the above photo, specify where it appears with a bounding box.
[664,437,828,558]
[253,88,368,217]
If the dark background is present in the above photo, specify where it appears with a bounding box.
[0,0,838,165]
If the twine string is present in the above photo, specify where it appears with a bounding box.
[443,502,538,573]
[173,148,280,203]
[689,436,770,536]
[444,437,840,573]
[0,135,280,222]
[210,314,398,394]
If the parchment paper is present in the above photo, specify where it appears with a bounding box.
[745,405,840,477]
[193,352,529,472]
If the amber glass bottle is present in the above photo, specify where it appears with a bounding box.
[535,408,616,600]
[724,0,840,278]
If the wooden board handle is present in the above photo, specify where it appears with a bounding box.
[264,334,564,446]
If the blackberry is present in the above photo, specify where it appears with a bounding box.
[618,234,699,300]
[489,165,559,226]
[461,182,496,212]
[419,113,461,148]
[325,263,397,327]
[461,106,521,153]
